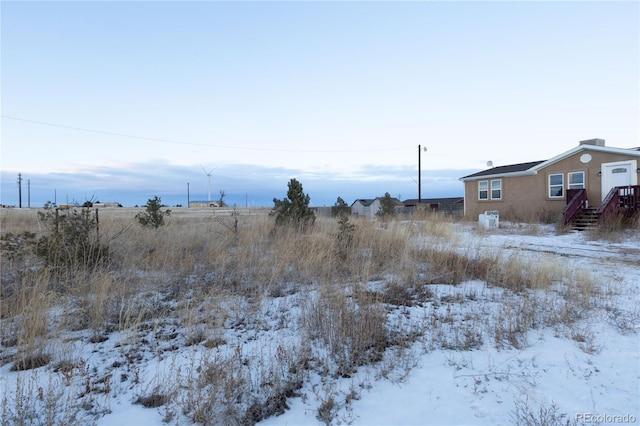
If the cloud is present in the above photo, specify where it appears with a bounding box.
[1,161,473,207]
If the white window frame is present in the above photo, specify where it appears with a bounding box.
[548,173,564,198]
[490,179,502,200]
[568,171,585,190]
[478,180,488,200]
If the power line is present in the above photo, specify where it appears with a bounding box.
[1,115,412,154]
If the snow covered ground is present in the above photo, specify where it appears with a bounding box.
[259,226,640,426]
[2,223,639,425]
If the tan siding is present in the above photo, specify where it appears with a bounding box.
[464,150,640,222]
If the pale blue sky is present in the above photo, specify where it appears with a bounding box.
[1,1,638,207]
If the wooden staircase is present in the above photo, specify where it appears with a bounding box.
[571,207,599,231]
[564,186,639,231]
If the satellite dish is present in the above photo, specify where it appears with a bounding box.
[486,161,494,168]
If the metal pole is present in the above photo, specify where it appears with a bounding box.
[418,145,422,205]
[17,173,22,208]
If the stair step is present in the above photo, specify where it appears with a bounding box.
[571,208,600,231]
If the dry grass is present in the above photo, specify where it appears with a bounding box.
[301,283,389,378]
[0,207,611,425]
[584,213,640,242]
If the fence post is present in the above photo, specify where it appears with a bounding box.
[95,208,100,245]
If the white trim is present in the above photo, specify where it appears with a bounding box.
[490,179,502,200]
[478,180,489,200]
[463,181,467,216]
[460,145,640,182]
[531,145,640,172]
[601,159,638,201]
[461,169,537,182]
[548,173,564,198]
[568,171,586,190]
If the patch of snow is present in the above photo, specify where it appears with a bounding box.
[2,225,638,425]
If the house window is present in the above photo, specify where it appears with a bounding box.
[490,179,502,200]
[549,173,564,198]
[568,171,585,190]
[478,181,488,200]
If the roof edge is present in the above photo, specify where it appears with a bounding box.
[530,144,640,172]
[460,169,538,182]
[460,144,640,181]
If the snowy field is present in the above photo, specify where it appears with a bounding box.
[260,226,640,426]
[1,215,638,426]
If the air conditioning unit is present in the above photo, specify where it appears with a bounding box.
[479,210,499,228]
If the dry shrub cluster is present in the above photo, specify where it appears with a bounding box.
[415,243,563,292]
[0,207,608,425]
[178,342,307,425]
[584,212,640,241]
[301,284,389,378]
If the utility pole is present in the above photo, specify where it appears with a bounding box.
[28,179,31,208]
[187,182,190,208]
[418,146,422,205]
[17,173,22,208]
[418,145,427,205]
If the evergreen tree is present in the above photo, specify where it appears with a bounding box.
[376,192,397,218]
[332,196,351,217]
[334,196,355,261]
[135,196,171,229]
[271,178,315,229]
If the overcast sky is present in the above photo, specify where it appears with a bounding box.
[1,1,638,207]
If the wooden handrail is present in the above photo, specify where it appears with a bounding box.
[563,189,587,226]
[596,185,640,223]
[596,186,621,223]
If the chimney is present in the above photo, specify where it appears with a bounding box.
[579,138,605,147]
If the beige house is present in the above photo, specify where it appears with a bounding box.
[460,139,640,222]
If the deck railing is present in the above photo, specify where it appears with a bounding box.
[563,189,587,226]
[596,185,640,224]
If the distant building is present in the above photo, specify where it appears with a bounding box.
[189,201,219,208]
[94,202,123,208]
[402,197,464,217]
[351,197,404,218]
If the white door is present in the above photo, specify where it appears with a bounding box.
[601,160,638,201]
